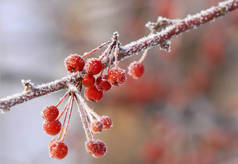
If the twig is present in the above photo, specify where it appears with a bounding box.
[0,0,237,112]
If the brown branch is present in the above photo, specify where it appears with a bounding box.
[0,0,238,112]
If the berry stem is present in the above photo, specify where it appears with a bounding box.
[82,41,111,58]
[84,107,94,123]
[55,92,69,108]
[107,44,117,74]
[99,38,117,61]
[61,94,74,141]
[58,96,72,140]
[114,46,119,69]
[99,44,111,61]
[139,49,148,64]
[57,97,71,121]
[85,106,101,120]
[74,93,93,141]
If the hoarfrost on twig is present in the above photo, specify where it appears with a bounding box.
[0,0,237,112]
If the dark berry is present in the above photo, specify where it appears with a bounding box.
[64,54,85,73]
[41,105,59,121]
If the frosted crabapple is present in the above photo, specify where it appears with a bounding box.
[108,67,126,86]
[82,74,95,88]
[100,116,112,129]
[91,120,104,133]
[41,105,59,121]
[84,86,103,102]
[128,49,147,79]
[96,76,112,91]
[85,58,103,75]
[85,140,107,157]
[43,120,61,135]
[128,61,145,79]
[64,54,85,73]
[49,139,68,159]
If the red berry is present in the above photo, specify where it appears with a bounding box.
[85,140,107,157]
[41,105,59,121]
[108,67,126,86]
[43,120,61,135]
[82,74,95,87]
[100,116,112,129]
[49,139,68,159]
[64,54,85,73]
[128,61,144,79]
[96,77,111,91]
[84,86,103,102]
[85,58,103,75]
[91,121,104,133]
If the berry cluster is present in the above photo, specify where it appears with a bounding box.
[64,33,147,103]
[41,89,112,159]
[64,54,113,102]
[41,33,148,159]
[41,92,71,159]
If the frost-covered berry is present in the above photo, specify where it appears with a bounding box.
[128,61,144,79]
[85,58,103,75]
[85,140,107,157]
[84,86,103,102]
[41,105,59,121]
[82,74,95,88]
[91,121,104,133]
[108,67,126,86]
[100,116,112,129]
[49,139,68,159]
[96,77,111,91]
[43,120,61,135]
[64,54,85,73]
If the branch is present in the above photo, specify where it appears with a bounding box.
[0,0,237,112]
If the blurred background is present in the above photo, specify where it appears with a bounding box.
[0,0,238,164]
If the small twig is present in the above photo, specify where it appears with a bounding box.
[145,16,179,33]
[75,93,93,141]
[21,79,36,92]
[82,41,111,58]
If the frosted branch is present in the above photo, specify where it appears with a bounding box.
[0,0,237,112]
